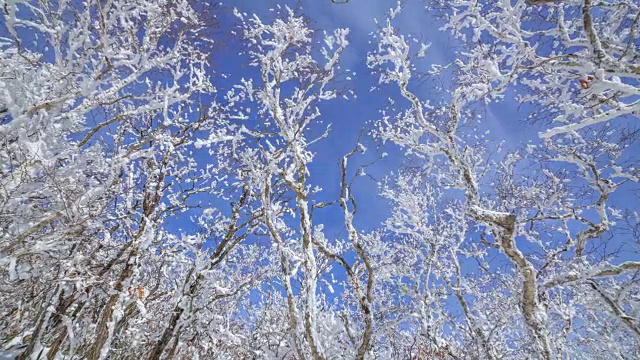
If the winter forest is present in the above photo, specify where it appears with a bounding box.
[1,0,640,358]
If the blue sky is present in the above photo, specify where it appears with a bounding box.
[214,0,538,242]
[185,2,561,307]
[11,0,633,285]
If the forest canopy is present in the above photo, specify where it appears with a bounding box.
[1,0,639,359]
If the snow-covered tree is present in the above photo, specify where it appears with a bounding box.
[1,0,638,359]
[367,1,640,358]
